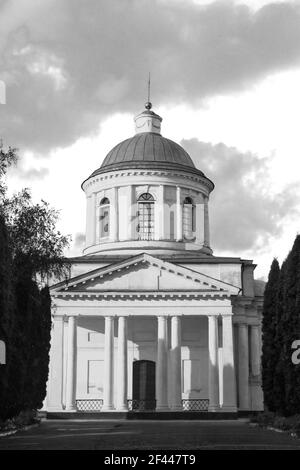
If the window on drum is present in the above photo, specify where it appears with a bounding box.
[137,193,154,241]
[99,197,110,238]
[183,197,195,240]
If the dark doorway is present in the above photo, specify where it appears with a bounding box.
[132,360,156,410]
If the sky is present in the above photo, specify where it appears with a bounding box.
[0,0,300,279]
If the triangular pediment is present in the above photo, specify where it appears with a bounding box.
[51,253,240,296]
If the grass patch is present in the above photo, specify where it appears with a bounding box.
[251,412,300,437]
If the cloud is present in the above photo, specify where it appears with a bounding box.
[9,165,49,181]
[1,0,300,153]
[181,138,300,253]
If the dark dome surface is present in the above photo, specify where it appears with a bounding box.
[87,132,209,179]
[103,132,195,167]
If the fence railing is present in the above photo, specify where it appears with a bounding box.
[75,398,209,412]
[76,399,103,412]
[181,399,209,411]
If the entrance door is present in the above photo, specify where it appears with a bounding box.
[132,360,156,410]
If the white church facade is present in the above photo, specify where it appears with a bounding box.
[46,103,264,415]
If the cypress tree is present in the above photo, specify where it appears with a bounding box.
[272,259,288,414]
[282,235,300,415]
[261,258,280,411]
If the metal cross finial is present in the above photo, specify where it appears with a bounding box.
[145,72,152,110]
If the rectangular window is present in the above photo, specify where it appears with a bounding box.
[183,204,193,238]
[138,202,154,240]
[99,208,109,238]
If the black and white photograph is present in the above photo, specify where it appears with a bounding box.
[0,0,300,456]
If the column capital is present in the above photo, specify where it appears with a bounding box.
[104,315,115,321]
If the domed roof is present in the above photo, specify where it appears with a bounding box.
[88,132,206,179]
[82,104,214,186]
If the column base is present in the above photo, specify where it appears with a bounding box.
[170,404,183,411]
[116,405,128,411]
[156,405,170,411]
[102,405,115,411]
[221,405,238,412]
[65,405,77,412]
[46,406,64,412]
[208,405,220,412]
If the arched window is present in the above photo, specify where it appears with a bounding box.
[99,197,110,238]
[183,196,195,239]
[137,193,154,240]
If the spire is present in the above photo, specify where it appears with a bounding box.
[134,74,162,135]
[145,72,152,110]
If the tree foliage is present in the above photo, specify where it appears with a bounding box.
[262,236,300,416]
[261,258,280,411]
[0,143,70,420]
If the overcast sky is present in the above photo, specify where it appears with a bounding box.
[1,0,300,279]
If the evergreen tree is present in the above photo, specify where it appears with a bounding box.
[272,259,288,414]
[281,235,300,415]
[261,258,280,411]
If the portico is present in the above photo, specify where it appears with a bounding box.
[46,252,261,414]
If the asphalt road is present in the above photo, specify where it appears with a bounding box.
[0,419,300,450]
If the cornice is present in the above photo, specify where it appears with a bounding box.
[51,290,231,300]
[82,168,214,193]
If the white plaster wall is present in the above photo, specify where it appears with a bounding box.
[70,263,110,278]
[182,263,242,288]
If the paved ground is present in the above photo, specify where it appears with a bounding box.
[0,419,300,450]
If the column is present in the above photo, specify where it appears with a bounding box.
[103,316,115,410]
[176,186,183,241]
[128,185,136,239]
[238,323,249,410]
[250,325,260,377]
[116,317,128,410]
[170,316,182,410]
[111,186,119,242]
[203,196,210,247]
[156,316,169,410]
[222,315,237,412]
[208,315,220,411]
[196,199,205,246]
[85,196,92,247]
[47,317,64,411]
[91,192,96,245]
[158,185,165,240]
[65,316,77,411]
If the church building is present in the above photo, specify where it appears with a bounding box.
[46,102,264,415]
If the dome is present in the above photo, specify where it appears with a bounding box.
[88,132,206,179]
